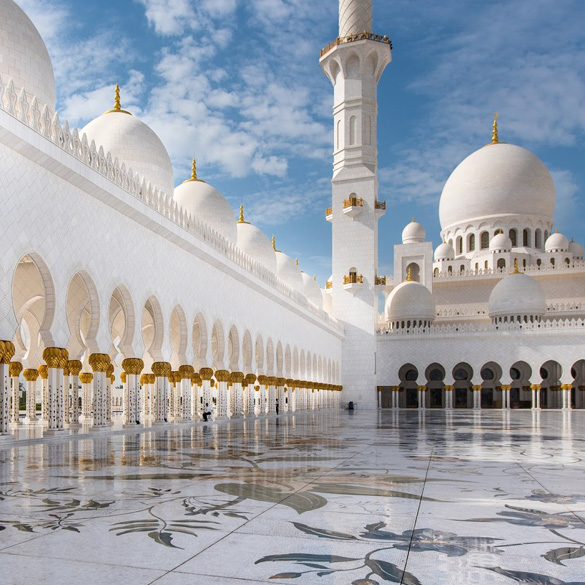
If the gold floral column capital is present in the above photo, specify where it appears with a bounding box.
[79,373,93,384]
[146,374,156,385]
[152,362,172,377]
[191,373,202,386]
[199,367,214,381]
[58,348,69,370]
[244,374,256,385]
[276,377,286,387]
[257,375,268,385]
[38,365,48,380]
[120,372,127,384]
[230,372,245,384]
[179,365,195,378]
[215,370,230,383]
[122,358,145,375]
[0,341,16,364]
[68,360,83,376]
[89,353,110,373]
[9,362,23,377]
[140,373,148,386]
[23,369,39,382]
[43,347,66,369]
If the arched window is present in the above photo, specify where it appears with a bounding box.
[468,233,476,252]
[537,258,542,267]
[349,116,357,146]
[448,265,453,275]
[456,236,463,255]
[433,267,439,277]
[484,260,488,270]
[523,228,530,247]
[550,258,555,266]
[480,231,489,249]
[497,258,506,270]
[535,229,542,249]
[565,257,571,266]
[474,263,479,272]
[460,264,465,273]
[509,229,517,247]
[544,230,549,243]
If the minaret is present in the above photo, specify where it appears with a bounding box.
[320,0,391,409]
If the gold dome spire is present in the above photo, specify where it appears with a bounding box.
[295,258,299,266]
[105,83,131,115]
[238,204,249,224]
[183,158,206,184]
[511,258,521,274]
[272,235,281,253]
[406,267,412,282]
[491,112,499,144]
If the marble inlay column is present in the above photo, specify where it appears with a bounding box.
[244,374,256,416]
[191,373,201,420]
[62,362,70,426]
[257,376,268,415]
[168,371,179,421]
[139,373,149,418]
[39,364,48,425]
[9,362,23,427]
[179,366,194,421]
[79,373,93,422]
[89,353,110,428]
[287,380,295,412]
[105,363,115,425]
[472,385,482,410]
[152,362,171,424]
[561,384,572,410]
[417,385,426,410]
[199,368,214,417]
[43,348,67,433]
[277,378,286,413]
[444,385,454,410]
[68,361,82,427]
[122,358,144,427]
[230,372,244,418]
[531,384,541,409]
[501,385,511,409]
[0,342,15,434]
[215,370,230,420]
[266,377,277,414]
[23,368,39,423]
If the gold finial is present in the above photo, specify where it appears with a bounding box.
[183,158,205,183]
[512,258,521,274]
[104,83,131,115]
[295,258,299,266]
[313,275,317,281]
[272,235,277,251]
[412,217,415,223]
[492,112,499,144]
[406,267,412,282]
[238,204,245,223]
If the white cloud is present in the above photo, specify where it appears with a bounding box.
[137,0,193,36]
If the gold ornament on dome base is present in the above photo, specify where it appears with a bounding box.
[199,367,214,381]
[0,341,16,364]
[122,358,144,375]
[23,369,39,382]
[80,373,93,384]
[68,360,83,376]
[152,362,172,377]
[89,353,110,373]
[9,362,23,377]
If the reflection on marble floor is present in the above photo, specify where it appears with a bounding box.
[0,410,584,584]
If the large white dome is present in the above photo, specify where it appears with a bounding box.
[0,0,56,111]
[488,271,546,320]
[82,94,174,196]
[439,143,555,231]
[173,165,236,244]
[385,281,435,323]
[236,207,276,272]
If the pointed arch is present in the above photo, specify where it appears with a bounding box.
[266,338,275,376]
[192,312,208,369]
[228,325,240,371]
[276,341,284,376]
[170,305,188,369]
[211,319,226,369]
[242,330,253,373]
[142,296,164,366]
[109,284,136,361]
[255,334,265,374]
[66,270,100,360]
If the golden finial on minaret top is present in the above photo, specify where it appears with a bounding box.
[492,112,499,144]
[295,258,299,266]
[412,217,415,223]
[313,275,317,281]
[183,158,205,184]
[406,267,412,282]
[238,204,246,224]
[105,83,131,115]
[272,235,277,252]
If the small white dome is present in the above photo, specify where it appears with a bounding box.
[490,233,513,253]
[301,272,323,309]
[569,239,584,259]
[385,281,435,323]
[174,175,236,244]
[322,288,333,315]
[82,98,174,196]
[236,209,276,272]
[402,219,426,244]
[488,272,546,320]
[434,241,455,261]
[0,0,56,111]
[275,251,303,293]
[439,143,555,232]
[545,232,569,253]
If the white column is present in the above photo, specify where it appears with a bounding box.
[105,365,114,425]
[43,348,67,434]
[39,364,48,425]
[267,378,277,414]
[501,385,511,409]
[561,384,572,410]
[445,385,454,410]
[89,353,110,428]
[80,373,93,422]
[179,366,195,421]
[23,369,39,423]
[191,374,201,420]
[199,368,214,418]
[9,362,23,427]
[122,358,144,427]
[68,360,82,426]
[277,379,286,414]
[215,370,229,420]
[0,341,15,434]
[152,362,171,424]
[63,364,70,426]
[244,374,256,416]
[258,376,268,414]
[472,385,482,410]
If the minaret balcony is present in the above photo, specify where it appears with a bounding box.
[325,207,333,222]
[320,32,392,58]
[343,196,363,219]
[375,200,386,219]
[343,273,363,293]
[375,275,387,288]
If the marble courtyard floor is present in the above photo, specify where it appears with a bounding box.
[0,410,584,585]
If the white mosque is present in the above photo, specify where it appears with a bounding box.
[0,0,583,438]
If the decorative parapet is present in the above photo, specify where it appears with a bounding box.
[343,196,363,209]
[0,74,343,334]
[434,261,585,279]
[321,32,392,58]
[343,273,363,285]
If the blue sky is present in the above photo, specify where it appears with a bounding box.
[19,0,585,285]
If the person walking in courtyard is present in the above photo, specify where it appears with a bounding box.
[276,398,279,415]
[203,403,212,421]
